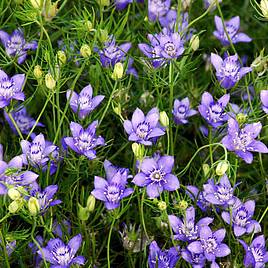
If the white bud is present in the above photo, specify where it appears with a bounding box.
[190,35,199,51]
[45,73,56,90]
[28,197,40,216]
[159,111,169,127]
[216,161,229,176]
[80,44,92,58]
[111,62,124,80]
[261,0,268,18]
[8,188,21,200]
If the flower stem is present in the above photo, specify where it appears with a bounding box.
[107,217,116,268]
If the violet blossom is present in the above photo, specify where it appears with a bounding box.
[221,198,261,237]
[221,118,268,164]
[168,206,213,242]
[4,105,44,135]
[211,53,252,89]
[213,16,251,46]
[0,69,25,108]
[172,97,197,124]
[239,235,268,268]
[0,155,38,195]
[198,91,230,128]
[181,249,206,268]
[187,226,231,267]
[66,84,104,119]
[132,155,180,198]
[124,107,165,145]
[260,90,268,114]
[29,235,44,268]
[0,28,37,64]
[115,0,132,10]
[148,0,170,22]
[37,234,85,267]
[203,175,236,207]
[91,162,134,210]
[64,121,105,160]
[148,240,180,268]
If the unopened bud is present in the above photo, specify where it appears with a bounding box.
[30,0,41,8]
[78,203,90,221]
[42,0,59,22]
[8,188,21,200]
[85,21,94,32]
[80,44,92,58]
[98,0,110,6]
[159,111,169,127]
[236,113,247,125]
[28,197,40,216]
[45,73,56,90]
[261,0,268,18]
[190,35,199,51]
[216,161,229,176]
[99,29,109,43]
[157,201,167,211]
[177,200,188,210]
[113,105,122,116]
[33,65,43,79]
[9,199,23,213]
[132,143,144,160]
[57,51,67,65]
[86,195,95,212]
[202,163,210,177]
[111,62,124,80]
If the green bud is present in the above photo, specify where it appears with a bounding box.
[216,160,229,176]
[8,188,21,200]
[132,143,145,160]
[33,65,43,79]
[175,200,188,210]
[190,34,199,51]
[99,29,109,43]
[80,44,92,58]
[28,197,40,216]
[30,0,42,8]
[157,201,167,211]
[113,104,122,116]
[42,0,59,22]
[159,111,169,127]
[98,0,110,6]
[202,163,210,177]
[45,73,56,90]
[261,0,268,18]
[84,20,94,32]
[57,51,67,65]
[236,113,247,124]
[111,62,124,80]
[78,203,90,221]
[86,195,96,212]
[9,199,23,213]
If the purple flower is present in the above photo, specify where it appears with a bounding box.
[148,0,170,21]
[213,16,251,46]
[203,175,236,207]
[260,90,268,113]
[0,240,16,256]
[181,249,206,268]
[186,185,211,212]
[172,97,197,124]
[239,235,268,268]
[132,155,180,198]
[204,0,222,10]
[222,118,268,164]
[211,53,252,89]
[30,184,62,214]
[98,35,131,67]
[0,29,37,64]
[4,105,44,135]
[52,219,71,239]
[64,121,105,160]
[37,234,85,267]
[138,28,184,69]
[20,134,59,172]
[148,241,180,268]
[29,235,44,268]
[91,161,134,210]
[0,155,38,195]
[168,206,213,242]
[187,226,231,267]
[115,0,132,10]
[124,107,165,145]
[0,69,25,108]
[198,91,230,128]
[66,84,104,119]
[221,198,261,237]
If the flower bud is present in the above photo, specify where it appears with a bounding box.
[190,35,199,51]
[175,200,188,210]
[113,104,122,116]
[157,201,167,211]
[159,111,169,127]
[132,143,144,160]
[33,65,43,79]
[182,0,191,10]
[30,0,42,8]
[42,0,59,22]
[251,49,268,77]
[216,160,229,176]
[80,44,92,58]
[28,197,40,216]
[202,163,210,177]
[57,51,67,65]
[45,73,56,90]
[85,21,94,32]
[9,199,23,213]
[111,62,124,80]
[236,113,247,125]
[261,0,268,18]
[98,0,110,6]
[99,29,109,43]
[8,188,21,200]
[86,195,95,212]
[78,203,90,221]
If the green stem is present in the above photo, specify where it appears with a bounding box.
[5,110,23,140]
[107,217,116,268]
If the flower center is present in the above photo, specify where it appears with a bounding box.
[203,238,217,254]
[149,169,166,184]
[177,105,187,115]
[164,42,176,57]
[251,245,265,262]
[104,184,123,203]
[52,245,72,265]
[0,78,15,100]
[78,94,92,110]
[29,142,43,163]
[234,207,249,227]
[207,103,225,123]
[136,122,150,139]
[158,252,170,266]
[74,132,94,151]
[222,59,240,78]
[233,130,252,152]
[7,34,24,52]
[215,185,233,202]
